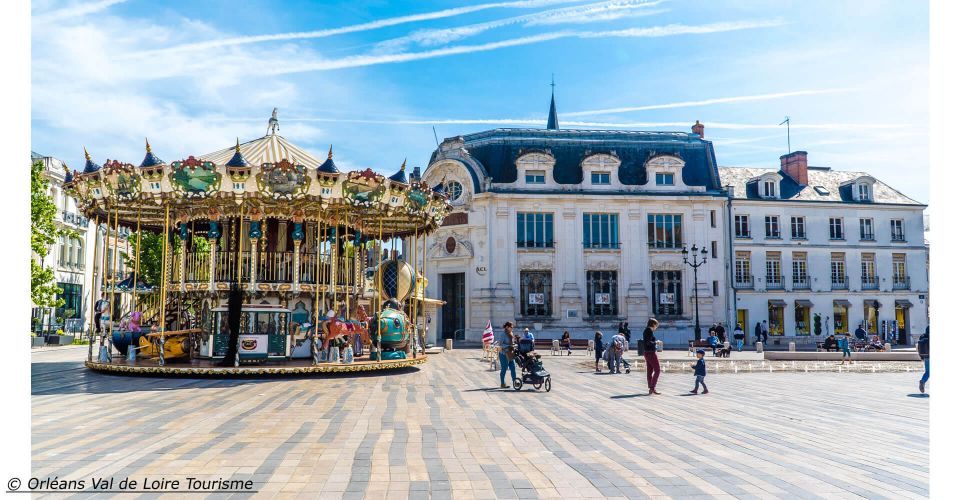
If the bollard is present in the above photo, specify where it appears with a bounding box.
[756,341,764,353]
[445,338,453,351]
[788,342,796,352]
[884,343,892,352]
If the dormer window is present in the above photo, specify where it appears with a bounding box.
[763,180,777,198]
[590,172,610,185]
[857,183,871,202]
[655,173,675,186]
[525,170,546,184]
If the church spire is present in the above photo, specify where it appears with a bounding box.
[546,76,559,130]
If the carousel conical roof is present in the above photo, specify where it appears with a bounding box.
[318,145,339,173]
[201,133,323,167]
[139,139,164,168]
[82,147,101,173]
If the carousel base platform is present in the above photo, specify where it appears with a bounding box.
[84,354,426,376]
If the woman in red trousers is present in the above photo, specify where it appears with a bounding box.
[642,318,661,395]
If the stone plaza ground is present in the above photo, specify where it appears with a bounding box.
[31,345,928,499]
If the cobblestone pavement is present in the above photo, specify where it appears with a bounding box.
[32,346,928,499]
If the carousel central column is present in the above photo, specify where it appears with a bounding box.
[249,209,263,290]
[291,213,304,291]
[178,213,188,293]
[208,216,221,292]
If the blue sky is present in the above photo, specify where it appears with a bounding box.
[31,0,929,201]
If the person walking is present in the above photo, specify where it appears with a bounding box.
[918,329,930,393]
[594,331,604,373]
[754,322,763,347]
[715,322,727,344]
[690,349,709,394]
[642,318,662,395]
[838,334,852,364]
[760,320,769,344]
[610,330,627,374]
[733,323,745,352]
[94,293,109,335]
[498,322,517,389]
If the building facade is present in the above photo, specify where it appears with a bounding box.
[419,99,730,345]
[31,151,129,334]
[719,151,928,345]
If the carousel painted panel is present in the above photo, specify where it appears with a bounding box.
[256,159,311,200]
[168,156,222,198]
[342,169,386,207]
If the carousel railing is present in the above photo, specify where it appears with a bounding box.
[299,253,332,284]
[185,251,211,283]
[257,251,295,283]
[214,251,235,283]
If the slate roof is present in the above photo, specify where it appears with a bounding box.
[433,128,723,190]
[718,166,923,205]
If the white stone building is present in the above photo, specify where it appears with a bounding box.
[31,151,129,334]
[418,98,730,345]
[719,151,928,345]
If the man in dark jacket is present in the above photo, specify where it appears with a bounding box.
[754,322,763,345]
[918,330,930,393]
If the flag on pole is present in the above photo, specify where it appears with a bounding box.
[482,320,494,345]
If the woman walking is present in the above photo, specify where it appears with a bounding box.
[733,323,745,352]
[498,322,517,388]
[642,318,661,395]
[594,331,604,373]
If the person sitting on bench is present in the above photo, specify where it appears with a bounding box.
[823,335,838,352]
[707,332,720,356]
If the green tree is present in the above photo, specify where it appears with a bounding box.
[122,229,186,287]
[31,160,76,308]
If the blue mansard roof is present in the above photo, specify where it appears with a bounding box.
[429,128,724,192]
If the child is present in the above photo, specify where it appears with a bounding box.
[690,349,709,394]
[838,334,853,364]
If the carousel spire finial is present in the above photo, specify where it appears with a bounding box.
[267,108,280,135]
[235,137,241,153]
[400,158,406,171]
[84,147,91,161]
[328,145,333,160]
[145,138,152,153]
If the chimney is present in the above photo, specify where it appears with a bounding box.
[691,120,704,138]
[780,151,809,186]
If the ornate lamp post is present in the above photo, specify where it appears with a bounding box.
[682,244,709,340]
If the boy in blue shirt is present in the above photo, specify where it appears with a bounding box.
[690,349,709,394]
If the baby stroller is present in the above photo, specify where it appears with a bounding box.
[512,338,552,391]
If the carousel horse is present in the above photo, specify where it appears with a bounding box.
[320,304,371,351]
[369,299,410,361]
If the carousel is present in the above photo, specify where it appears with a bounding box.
[65,111,451,375]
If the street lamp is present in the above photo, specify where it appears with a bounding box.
[682,244,709,341]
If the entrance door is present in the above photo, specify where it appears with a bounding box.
[896,306,909,345]
[737,309,749,342]
[440,273,465,340]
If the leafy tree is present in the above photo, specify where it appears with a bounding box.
[31,160,76,308]
[122,228,187,287]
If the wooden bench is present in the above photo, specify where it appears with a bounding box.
[688,339,722,356]
[816,342,839,352]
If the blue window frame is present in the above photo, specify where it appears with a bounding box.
[517,212,554,248]
[655,173,675,186]
[525,171,546,184]
[583,213,620,249]
[590,172,610,185]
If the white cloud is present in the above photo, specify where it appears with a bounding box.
[33,0,128,24]
[566,89,855,116]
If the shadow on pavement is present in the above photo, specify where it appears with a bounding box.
[610,393,646,399]
[906,393,929,398]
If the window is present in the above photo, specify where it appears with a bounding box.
[520,271,552,317]
[768,303,784,335]
[857,183,871,201]
[583,213,620,249]
[710,210,716,228]
[829,218,844,240]
[652,271,682,316]
[790,216,806,239]
[859,218,874,240]
[75,239,84,269]
[443,181,463,201]
[834,303,849,334]
[516,212,554,248]
[711,241,718,259]
[892,254,908,289]
[864,302,879,334]
[831,253,847,289]
[795,303,811,336]
[763,179,777,198]
[814,186,830,196]
[764,216,781,239]
[655,173,675,186]
[734,215,750,238]
[58,235,66,266]
[765,252,782,288]
[647,214,682,249]
[525,170,546,184]
[586,271,618,317]
[861,253,877,289]
[890,219,905,241]
[712,280,719,297]
[734,251,752,287]
[792,252,808,288]
[590,172,611,185]
[55,283,83,320]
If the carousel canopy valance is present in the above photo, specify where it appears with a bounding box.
[63,112,451,238]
